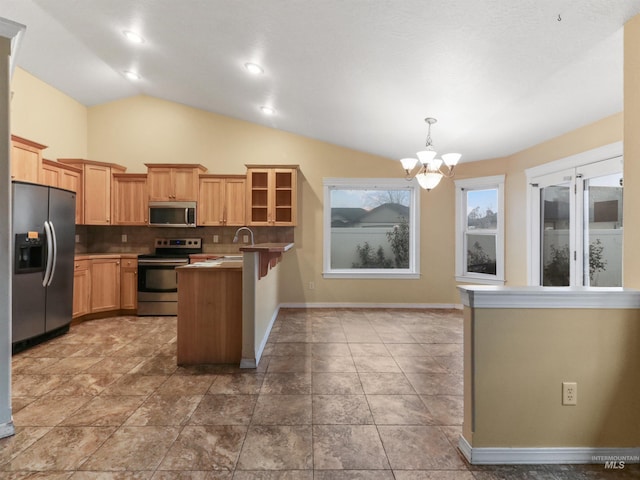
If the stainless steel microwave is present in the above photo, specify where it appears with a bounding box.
[148,201,196,227]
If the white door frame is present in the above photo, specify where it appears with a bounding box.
[525,142,623,286]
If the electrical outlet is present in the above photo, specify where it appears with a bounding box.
[309,281,315,290]
[243,234,249,243]
[213,235,219,243]
[75,234,80,244]
[121,234,127,243]
[562,382,577,405]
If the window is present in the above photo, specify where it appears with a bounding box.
[455,175,505,285]
[323,178,420,279]
[527,154,623,287]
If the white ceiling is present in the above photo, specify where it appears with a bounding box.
[4,0,640,163]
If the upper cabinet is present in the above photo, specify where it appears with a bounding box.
[41,159,83,224]
[112,173,148,225]
[198,175,246,226]
[246,165,298,226]
[11,135,46,183]
[58,159,126,225]
[41,159,61,187]
[145,164,207,201]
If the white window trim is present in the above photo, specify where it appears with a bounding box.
[454,175,505,286]
[526,150,623,286]
[323,178,420,279]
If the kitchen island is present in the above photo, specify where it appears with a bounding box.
[176,258,243,365]
[176,243,293,367]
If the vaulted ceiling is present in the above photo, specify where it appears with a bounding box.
[5,0,640,163]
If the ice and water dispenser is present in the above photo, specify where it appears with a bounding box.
[14,232,45,274]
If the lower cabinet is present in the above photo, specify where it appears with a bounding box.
[90,257,121,313]
[72,260,91,318]
[120,258,138,310]
[73,255,138,319]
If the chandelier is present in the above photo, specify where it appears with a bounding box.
[400,117,461,191]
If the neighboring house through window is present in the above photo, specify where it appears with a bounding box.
[454,175,505,285]
[323,178,420,278]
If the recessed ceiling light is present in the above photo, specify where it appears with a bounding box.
[124,70,141,81]
[244,62,264,75]
[123,30,145,44]
[260,106,276,115]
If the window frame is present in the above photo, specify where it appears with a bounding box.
[322,177,420,279]
[454,175,505,285]
[526,154,623,287]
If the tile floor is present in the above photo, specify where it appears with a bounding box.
[2,308,638,479]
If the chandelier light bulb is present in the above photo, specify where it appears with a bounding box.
[442,153,462,167]
[400,157,418,171]
[416,150,437,165]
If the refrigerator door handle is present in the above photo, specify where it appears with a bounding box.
[47,220,58,286]
[42,221,54,287]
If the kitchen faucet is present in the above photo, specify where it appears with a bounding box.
[233,226,255,245]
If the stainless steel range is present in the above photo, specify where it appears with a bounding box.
[137,238,202,316]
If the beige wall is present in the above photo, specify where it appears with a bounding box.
[7,63,628,305]
[465,306,640,447]
[10,68,87,159]
[87,94,461,304]
[624,16,640,289]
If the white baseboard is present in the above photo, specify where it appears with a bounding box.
[459,436,640,464]
[254,305,280,365]
[279,302,462,310]
[241,305,280,369]
[0,420,14,439]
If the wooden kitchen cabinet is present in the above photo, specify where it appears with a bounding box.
[11,135,46,183]
[41,160,83,224]
[177,265,243,364]
[198,174,246,226]
[112,173,148,225]
[72,259,91,319]
[145,164,207,201]
[120,257,138,311]
[246,165,298,226]
[58,158,126,225]
[90,257,121,313]
[41,159,61,187]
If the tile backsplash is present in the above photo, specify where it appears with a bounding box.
[75,225,294,255]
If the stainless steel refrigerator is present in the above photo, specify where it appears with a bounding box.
[12,181,76,351]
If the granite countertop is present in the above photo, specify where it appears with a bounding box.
[75,253,141,260]
[238,242,294,253]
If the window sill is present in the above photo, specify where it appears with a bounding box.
[324,271,420,280]
[456,275,505,286]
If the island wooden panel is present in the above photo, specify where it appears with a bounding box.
[177,268,243,365]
